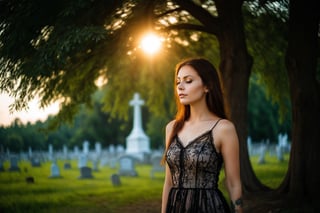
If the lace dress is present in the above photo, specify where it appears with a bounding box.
[165,121,231,213]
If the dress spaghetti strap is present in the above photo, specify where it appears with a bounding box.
[210,119,223,131]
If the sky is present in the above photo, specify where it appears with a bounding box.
[0,93,60,127]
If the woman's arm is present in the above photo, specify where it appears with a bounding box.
[161,121,174,213]
[220,120,243,213]
[161,164,172,213]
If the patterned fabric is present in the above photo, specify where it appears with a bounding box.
[165,122,231,213]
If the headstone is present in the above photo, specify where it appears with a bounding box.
[109,144,115,156]
[28,147,33,158]
[48,144,53,160]
[78,154,87,168]
[126,93,150,160]
[63,145,68,158]
[109,158,117,169]
[118,156,138,176]
[64,162,72,169]
[278,133,290,153]
[78,166,93,179]
[95,142,102,156]
[100,157,109,167]
[92,159,99,171]
[83,140,89,155]
[25,176,35,183]
[150,155,164,178]
[49,162,62,178]
[116,145,125,155]
[258,144,267,164]
[276,145,284,162]
[31,157,41,167]
[110,174,121,186]
[9,156,20,172]
[74,146,79,156]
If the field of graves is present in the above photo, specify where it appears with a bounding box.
[0,154,288,213]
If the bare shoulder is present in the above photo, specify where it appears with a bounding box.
[217,119,236,133]
[165,120,175,147]
[166,120,175,132]
[214,119,238,147]
[166,120,175,129]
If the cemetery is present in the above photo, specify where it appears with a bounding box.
[0,147,289,213]
[1,0,319,211]
[0,92,290,212]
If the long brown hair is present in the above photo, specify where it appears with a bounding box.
[163,57,227,162]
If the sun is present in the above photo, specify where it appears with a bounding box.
[140,33,162,55]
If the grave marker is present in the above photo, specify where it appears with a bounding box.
[49,162,62,178]
[31,157,41,167]
[111,174,121,186]
[118,156,138,176]
[126,93,150,160]
[9,156,20,172]
[78,167,93,179]
[258,144,267,164]
[150,155,164,178]
[78,154,87,168]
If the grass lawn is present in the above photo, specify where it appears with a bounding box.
[0,154,288,213]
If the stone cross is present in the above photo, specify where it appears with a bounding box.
[126,93,150,159]
[83,140,89,155]
[130,93,144,133]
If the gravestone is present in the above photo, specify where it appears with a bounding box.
[78,154,87,168]
[64,162,72,169]
[258,144,267,164]
[116,145,125,155]
[25,176,35,184]
[150,155,164,178]
[74,146,79,156]
[83,140,89,155]
[48,144,53,160]
[118,156,138,176]
[278,133,290,153]
[63,145,68,158]
[31,157,41,167]
[110,174,121,186]
[126,93,150,160]
[109,158,117,169]
[95,142,102,156]
[109,144,115,157]
[49,162,62,178]
[28,147,33,158]
[78,167,93,179]
[9,156,20,172]
[92,159,99,171]
[276,145,284,162]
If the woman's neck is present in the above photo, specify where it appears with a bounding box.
[188,104,216,123]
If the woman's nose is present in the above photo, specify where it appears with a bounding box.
[177,83,184,90]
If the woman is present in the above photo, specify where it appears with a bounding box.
[162,58,243,213]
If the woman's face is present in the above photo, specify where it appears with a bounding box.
[176,65,208,106]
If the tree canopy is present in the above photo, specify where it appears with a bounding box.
[1,0,319,211]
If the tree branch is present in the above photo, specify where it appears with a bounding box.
[156,7,184,19]
[173,0,220,34]
[165,23,217,35]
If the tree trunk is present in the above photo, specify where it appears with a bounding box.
[215,0,269,192]
[279,0,320,206]
[174,0,270,192]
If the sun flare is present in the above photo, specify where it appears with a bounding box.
[140,33,162,55]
